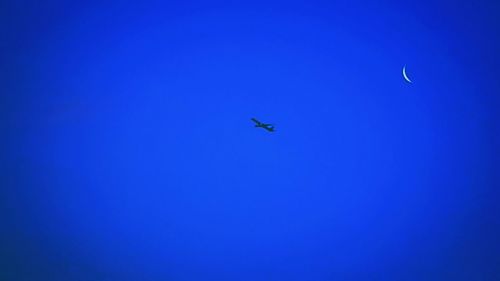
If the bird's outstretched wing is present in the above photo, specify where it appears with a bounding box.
[263,126,275,132]
[251,118,261,125]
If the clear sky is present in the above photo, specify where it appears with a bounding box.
[1,0,499,280]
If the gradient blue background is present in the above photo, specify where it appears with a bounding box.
[1,0,499,280]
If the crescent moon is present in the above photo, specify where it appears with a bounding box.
[402,65,412,83]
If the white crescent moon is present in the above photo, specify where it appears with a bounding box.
[402,65,412,83]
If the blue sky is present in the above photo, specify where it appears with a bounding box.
[1,0,499,280]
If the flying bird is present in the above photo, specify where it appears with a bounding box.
[251,118,275,132]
